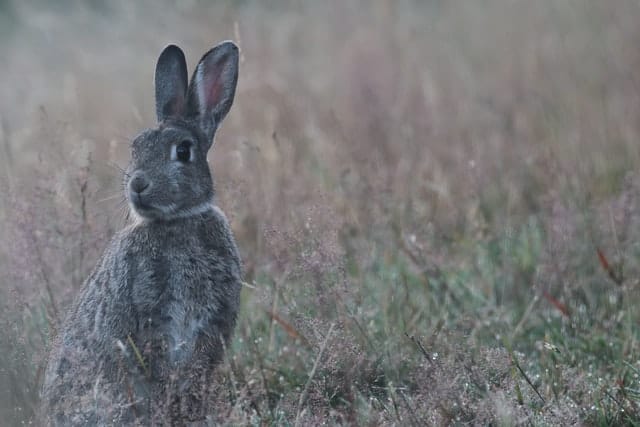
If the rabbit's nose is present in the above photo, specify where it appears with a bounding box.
[130,173,150,194]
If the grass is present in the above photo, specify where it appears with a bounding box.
[2,0,640,425]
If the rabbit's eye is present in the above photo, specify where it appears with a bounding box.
[175,140,192,162]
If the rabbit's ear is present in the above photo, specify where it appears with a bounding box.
[155,45,189,122]
[186,41,239,148]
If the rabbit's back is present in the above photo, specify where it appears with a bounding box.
[42,206,242,425]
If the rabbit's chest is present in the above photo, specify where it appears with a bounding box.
[130,245,222,363]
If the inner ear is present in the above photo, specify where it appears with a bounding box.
[186,41,239,146]
[155,45,189,122]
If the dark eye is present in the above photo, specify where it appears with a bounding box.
[176,140,192,162]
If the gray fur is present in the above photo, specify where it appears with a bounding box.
[41,41,242,426]
[155,44,188,122]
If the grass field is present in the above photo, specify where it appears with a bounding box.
[2,0,640,425]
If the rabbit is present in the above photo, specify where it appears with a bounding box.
[41,41,242,426]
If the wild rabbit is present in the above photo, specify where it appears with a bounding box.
[41,41,242,426]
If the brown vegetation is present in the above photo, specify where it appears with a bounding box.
[2,0,640,424]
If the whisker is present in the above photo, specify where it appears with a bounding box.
[107,161,127,175]
[96,193,124,204]
[107,199,130,228]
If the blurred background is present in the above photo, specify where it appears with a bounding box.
[2,0,640,424]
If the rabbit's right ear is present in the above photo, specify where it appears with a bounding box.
[155,45,189,122]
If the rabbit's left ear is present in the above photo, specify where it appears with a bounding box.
[186,41,239,149]
[155,45,189,122]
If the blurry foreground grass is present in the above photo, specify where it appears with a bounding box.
[2,0,640,425]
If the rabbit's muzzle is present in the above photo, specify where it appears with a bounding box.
[128,171,156,214]
[130,171,151,195]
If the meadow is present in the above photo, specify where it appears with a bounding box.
[2,0,640,424]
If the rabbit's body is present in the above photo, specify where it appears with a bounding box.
[43,207,241,424]
[41,42,242,425]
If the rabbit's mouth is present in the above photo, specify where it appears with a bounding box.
[129,195,194,220]
[129,193,162,218]
[130,192,214,220]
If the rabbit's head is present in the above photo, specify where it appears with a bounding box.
[126,42,239,221]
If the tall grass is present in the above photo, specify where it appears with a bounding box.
[2,0,640,424]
